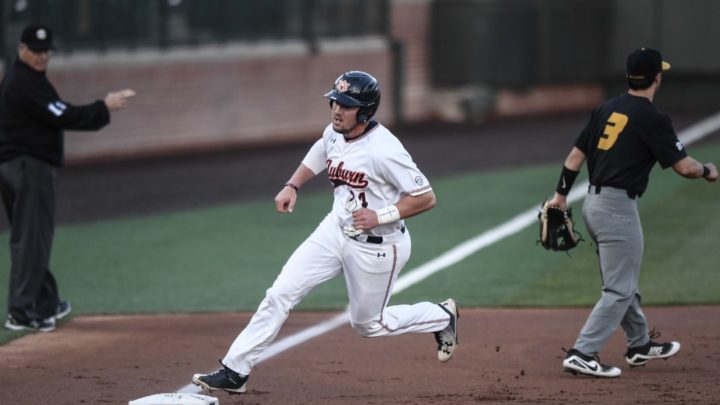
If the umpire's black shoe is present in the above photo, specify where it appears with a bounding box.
[563,348,621,378]
[193,361,248,394]
[434,298,459,362]
[55,300,72,320]
[4,315,56,332]
[625,340,680,367]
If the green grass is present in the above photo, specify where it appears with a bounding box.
[395,140,720,307]
[1,139,719,344]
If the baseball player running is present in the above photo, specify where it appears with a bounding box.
[546,48,718,378]
[192,71,459,394]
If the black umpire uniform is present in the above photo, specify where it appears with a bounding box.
[0,25,111,330]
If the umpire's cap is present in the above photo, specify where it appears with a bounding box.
[21,24,54,51]
[626,48,670,84]
[324,71,381,123]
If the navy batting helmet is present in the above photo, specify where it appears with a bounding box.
[324,71,381,123]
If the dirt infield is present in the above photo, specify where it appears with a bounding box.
[1,306,718,404]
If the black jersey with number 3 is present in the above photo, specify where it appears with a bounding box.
[574,93,687,195]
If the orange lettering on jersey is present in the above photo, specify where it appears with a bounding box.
[326,160,369,188]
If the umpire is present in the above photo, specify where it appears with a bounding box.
[547,48,718,377]
[0,24,135,332]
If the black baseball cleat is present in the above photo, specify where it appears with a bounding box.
[563,348,621,378]
[192,361,248,394]
[434,298,459,362]
[55,300,72,320]
[4,315,56,332]
[625,340,680,367]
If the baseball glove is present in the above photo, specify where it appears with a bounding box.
[537,201,582,252]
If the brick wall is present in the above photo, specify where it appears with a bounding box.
[391,0,433,122]
[5,0,529,163]
[48,41,394,163]
[41,1,436,163]
[5,0,601,162]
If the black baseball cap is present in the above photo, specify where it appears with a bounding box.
[626,48,670,82]
[20,24,54,51]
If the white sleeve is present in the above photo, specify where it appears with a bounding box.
[301,138,327,174]
[377,142,432,196]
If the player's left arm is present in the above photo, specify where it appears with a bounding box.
[672,157,718,181]
[394,190,437,219]
[351,190,436,231]
[352,138,436,230]
[650,114,716,181]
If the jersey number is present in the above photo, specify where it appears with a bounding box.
[597,112,628,151]
[349,190,369,209]
[358,192,368,208]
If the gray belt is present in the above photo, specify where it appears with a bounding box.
[588,185,641,200]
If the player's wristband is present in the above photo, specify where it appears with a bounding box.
[285,182,299,191]
[376,205,401,224]
[702,165,710,178]
[556,166,579,196]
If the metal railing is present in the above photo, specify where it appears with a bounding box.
[1,0,389,57]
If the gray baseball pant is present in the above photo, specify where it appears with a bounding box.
[573,186,651,356]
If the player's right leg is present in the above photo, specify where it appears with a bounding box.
[193,215,343,393]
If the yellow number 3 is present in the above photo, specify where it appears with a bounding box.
[597,112,628,150]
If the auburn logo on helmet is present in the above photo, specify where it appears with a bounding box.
[336,79,350,92]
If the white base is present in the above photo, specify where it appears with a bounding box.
[129,392,219,405]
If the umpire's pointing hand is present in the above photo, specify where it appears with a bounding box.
[104,89,136,111]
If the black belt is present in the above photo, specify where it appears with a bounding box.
[588,185,641,200]
[352,226,405,244]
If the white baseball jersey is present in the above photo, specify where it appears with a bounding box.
[302,122,432,236]
[222,121,449,377]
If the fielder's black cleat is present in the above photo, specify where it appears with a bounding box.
[562,348,621,378]
[192,360,248,394]
[625,340,680,367]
